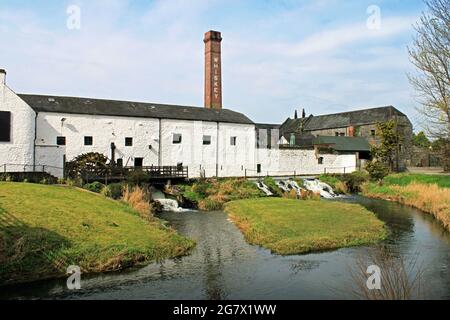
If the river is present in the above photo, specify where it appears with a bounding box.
[1,196,449,300]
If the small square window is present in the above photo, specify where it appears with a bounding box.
[203,135,211,145]
[125,137,133,146]
[116,159,123,167]
[339,133,345,137]
[230,136,237,146]
[56,136,66,146]
[173,134,182,144]
[257,164,262,174]
[371,130,376,137]
[335,132,339,136]
[318,157,324,165]
[84,136,93,146]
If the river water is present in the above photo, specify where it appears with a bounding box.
[1,196,449,299]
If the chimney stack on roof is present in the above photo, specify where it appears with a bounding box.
[0,69,6,85]
[204,30,223,110]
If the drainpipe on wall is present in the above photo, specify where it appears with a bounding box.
[33,112,38,171]
[158,118,162,166]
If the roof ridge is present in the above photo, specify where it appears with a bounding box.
[310,105,400,118]
[17,93,236,113]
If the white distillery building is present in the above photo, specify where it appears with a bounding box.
[0,31,366,179]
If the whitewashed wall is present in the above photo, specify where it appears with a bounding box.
[161,120,255,178]
[0,77,36,171]
[35,113,160,177]
[255,148,357,176]
[1,81,358,179]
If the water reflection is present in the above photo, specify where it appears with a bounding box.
[1,197,449,300]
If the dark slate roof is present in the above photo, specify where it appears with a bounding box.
[314,136,371,152]
[304,106,407,131]
[255,123,280,130]
[18,94,254,125]
[280,106,408,133]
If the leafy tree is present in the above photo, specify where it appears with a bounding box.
[412,131,431,148]
[408,0,450,171]
[366,120,400,181]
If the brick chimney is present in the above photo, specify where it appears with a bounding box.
[204,30,222,109]
[0,69,6,86]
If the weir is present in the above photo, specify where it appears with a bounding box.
[152,190,189,212]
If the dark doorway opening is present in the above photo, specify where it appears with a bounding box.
[134,158,143,167]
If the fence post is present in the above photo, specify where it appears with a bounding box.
[245,169,247,178]
[3,164,6,173]
[324,168,327,174]
[294,170,296,178]
[344,167,346,174]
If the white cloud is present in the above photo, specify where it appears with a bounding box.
[0,1,422,128]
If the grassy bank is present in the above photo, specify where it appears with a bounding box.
[224,198,386,255]
[363,174,450,231]
[176,178,264,211]
[0,182,195,285]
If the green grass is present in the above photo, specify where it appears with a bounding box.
[0,182,195,285]
[382,173,450,188]
[178,178,264,211]
[224,198,386,255]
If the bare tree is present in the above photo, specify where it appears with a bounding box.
[408,0,450,171]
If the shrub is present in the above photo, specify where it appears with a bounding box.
[66,178,83,187]
[102,183,125,199]
[335,181,349,194]
[83,181,105,193]
[342,171,369,193]
[366,161,390,182]
[191,181,211,198]
[198,198,223,211]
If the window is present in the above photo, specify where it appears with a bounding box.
[339,133,345,137]
[257,164,262,174]
[335,132,339,136]
[318,157,324,165]
[203,135,211,145]
[116,159,123,167]
[134,158,143,167]
[84,136,93,146]
[125,137,133,146]
[230,136,237,146]
[371,130,376,137]
[0,111,11,142]
[56,136,66,146]
[173,134,182,144]
[289,133,295,146]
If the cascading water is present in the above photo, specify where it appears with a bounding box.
[255,181,273,196]
[302,179,337,199]
[152,190,189,212]
[276,181,290,192]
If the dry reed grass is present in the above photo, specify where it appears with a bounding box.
[348,247,425,300]
[391,183,450,230]
[122,185,152,220]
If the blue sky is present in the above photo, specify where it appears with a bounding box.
[0,0,426,128]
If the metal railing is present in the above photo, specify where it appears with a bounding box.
[1,163,64,174]
[244,166,358,177]
[78,165,189,182]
